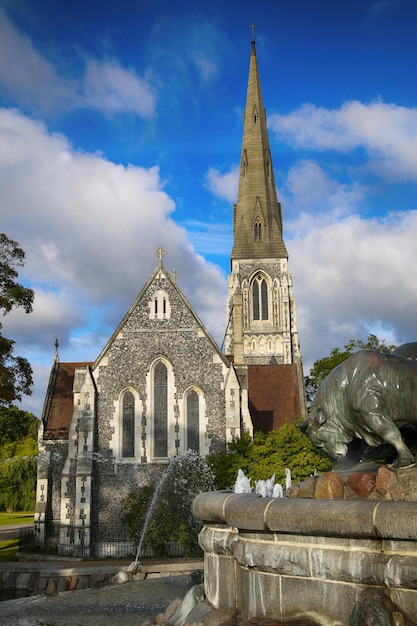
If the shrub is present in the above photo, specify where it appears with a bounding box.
[207,422,333,490]
[121,451,216,557]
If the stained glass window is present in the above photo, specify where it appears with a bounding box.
[154,362,168,457]
[187,390,199,453]
[122,391,134,457]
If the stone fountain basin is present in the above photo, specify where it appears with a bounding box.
[192,491,417,625]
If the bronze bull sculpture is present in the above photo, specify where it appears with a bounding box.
[298,350,417,468]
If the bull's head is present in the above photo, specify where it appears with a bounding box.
[297,408,350,461]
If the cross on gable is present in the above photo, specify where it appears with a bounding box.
[155,246,167,266]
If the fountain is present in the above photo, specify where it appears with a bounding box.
[131,451,215,571]
[192,350,417,624]
[132,458,175,570]
[235,469,286,498]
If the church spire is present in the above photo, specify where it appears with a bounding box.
[231,34,287,261]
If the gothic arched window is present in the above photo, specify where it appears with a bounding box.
[252,274,269,321]
[254,217,262,241]
[154,362,168,457]
[187,390,199,453]
[122,391,135,457]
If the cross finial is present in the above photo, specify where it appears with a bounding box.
[249,21,256,42]
[155,246,167,267]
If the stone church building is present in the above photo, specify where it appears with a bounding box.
[35,36,305,556]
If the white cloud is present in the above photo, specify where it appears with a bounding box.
[283,160,368,221]
[288,210,417,371]
[0,10,156,118]
[191,52,217,81]
[205,166,239,203]
[83,60,156,118]
[0,108,227,373]
[0,10,77,112]
[270,100,417,182]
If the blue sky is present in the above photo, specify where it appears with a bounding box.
[1,0,417,416]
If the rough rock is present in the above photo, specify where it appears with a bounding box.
[349,588,414,625]
[202,607,239,626]
[376,465,417,500]
[243,618,319,626]
[168,584,206,626]
[375,466,402,499]
[345,472,376,499]
[113,569,130,584]
[156,597,183,623]
[183,601,214,626]
[314,471,344,499]
[245,619,287,626]
[290,464,417,501]
[296,476,317,498]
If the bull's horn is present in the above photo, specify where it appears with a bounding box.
[296,418,309,432]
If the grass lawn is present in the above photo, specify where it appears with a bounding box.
[0,512,34,561]
[0,512,34,526]
[0,538,19,561]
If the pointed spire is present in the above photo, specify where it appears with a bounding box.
[231,35,287,260]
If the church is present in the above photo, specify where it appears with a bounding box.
[35,34,305,556]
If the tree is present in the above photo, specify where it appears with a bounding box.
[208,423,333,490]
[0,406,38,511]
[0,234,34,405]
[305,334,396,409]
[0,405,38,446]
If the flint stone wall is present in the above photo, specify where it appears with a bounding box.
[192,491,417,625]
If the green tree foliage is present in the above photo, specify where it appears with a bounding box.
[0,405,38,446]
[0,406,38,511]
[208,423,333,490]
[0,234,35,406]
[305,334,396,409]
[0,456,37,512]
[121,452,216,557]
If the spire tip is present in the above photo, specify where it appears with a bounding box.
[249,21,256,44]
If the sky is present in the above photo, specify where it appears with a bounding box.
[1,0,417,417]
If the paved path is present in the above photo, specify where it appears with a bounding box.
[0,523,33,542]
[0,573,196,626]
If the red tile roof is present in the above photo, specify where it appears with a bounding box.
[43,362,92,439]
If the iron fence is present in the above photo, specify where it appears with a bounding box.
[19,525,199,559]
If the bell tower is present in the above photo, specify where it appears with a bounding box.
[225,29,306,429]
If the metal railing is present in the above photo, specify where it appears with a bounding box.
[19,525,198,559]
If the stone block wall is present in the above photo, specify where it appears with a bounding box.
[192,492,417,624]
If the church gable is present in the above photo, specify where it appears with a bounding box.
[91,258,231,468]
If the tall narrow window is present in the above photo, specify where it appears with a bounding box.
[122,391,135,457]
[242,150,248,178]
[252,274,269,321]
[253,280,260,320]
[254,218,262,241]
[150,291,171,320]
[154,362,168,457]
[187,391,199,453]
[261,279,268,320]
